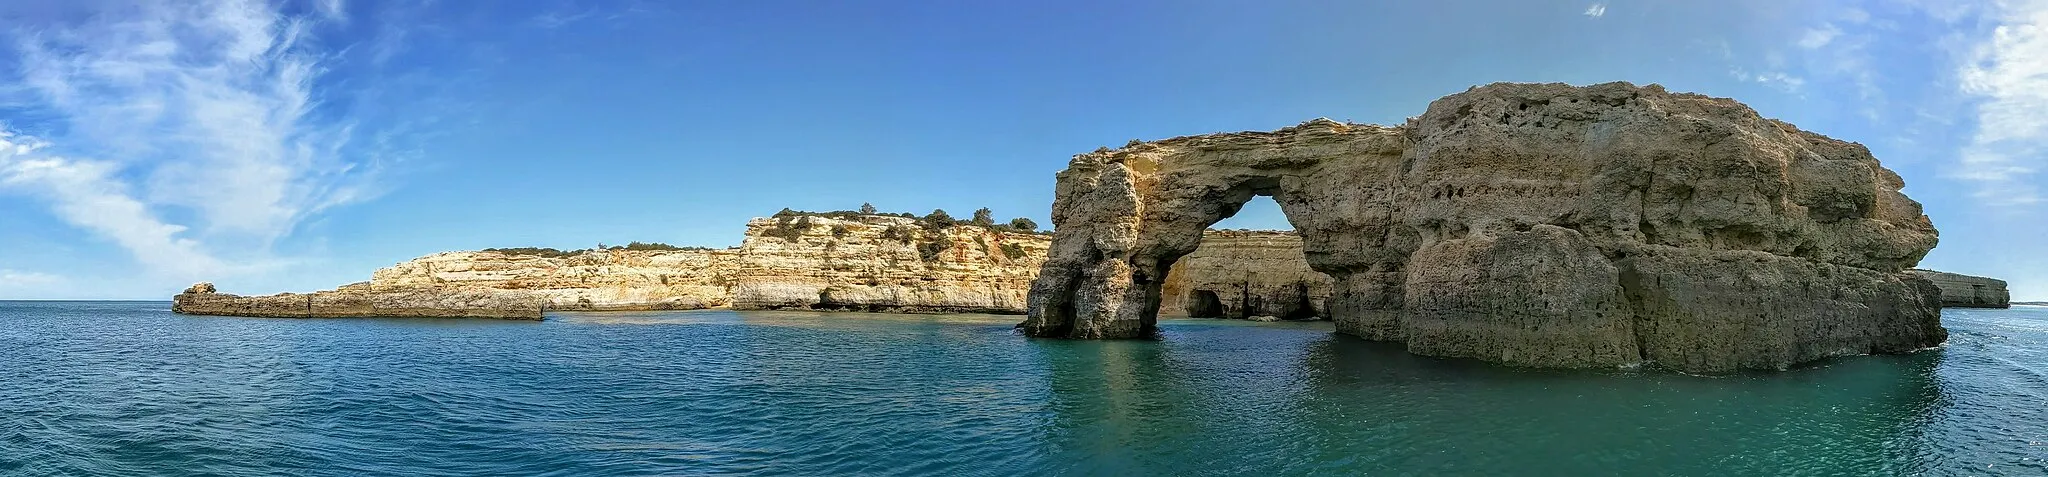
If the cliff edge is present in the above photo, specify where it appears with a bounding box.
[1907,269,2010,308]
[1020,81,1947,374]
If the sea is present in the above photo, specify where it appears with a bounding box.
[2,301,2044,476]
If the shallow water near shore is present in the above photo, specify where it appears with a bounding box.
[2,302,2045,475]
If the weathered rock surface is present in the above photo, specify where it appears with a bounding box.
[1907,269,2010,308]
[1158,230,1332,319]
[370,249,739,311]
[1019,81,1947,373]
[172,282,546,320]
[726,215,1049,313]
[175,215,1054,319]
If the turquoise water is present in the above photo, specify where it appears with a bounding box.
[2,302,2045,475]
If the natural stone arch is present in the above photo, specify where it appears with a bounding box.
[1020,82,1946,374]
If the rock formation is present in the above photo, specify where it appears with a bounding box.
[172,282,546,320]
[176,214,1054,318]
[725,215,1049,313]
[1907,269,2009,308]
[1158,230,1332,319]
[370,249,739,311]
[1019,81,1947,373]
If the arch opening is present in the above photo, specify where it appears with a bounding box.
[1154,194,1332,322]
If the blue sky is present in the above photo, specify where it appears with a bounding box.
[0,0,2043,300]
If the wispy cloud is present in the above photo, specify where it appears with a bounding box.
[1955,0,2048,206]
[531,8,596,29]
[0,0,378,281]
[0,133,233,278]
[1797,24,1841,49]
[1584,3,1607,18]
[0,269,64,287]
[1730,68,1806,91]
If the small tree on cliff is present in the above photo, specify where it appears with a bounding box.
[859,202,877,215]
[1008,217,1038,231]
[922,209,954,230]
[971,207,995,227]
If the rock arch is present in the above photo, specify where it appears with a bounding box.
[1019,82,1946,374]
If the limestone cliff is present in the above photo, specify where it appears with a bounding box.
[1907,269,2009,308]
[172,282,545,320]
[728,215,1049,313]
[368,249,738,311]
[1159,230,1332,319]
[176,214,1053,318]
[1020,81,1947,373]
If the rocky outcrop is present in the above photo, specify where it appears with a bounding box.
[172,282,546,320]
[1019,81,1946,373]
[1907,269,2010,308]
[369,249,739,311]
[1158,230,1332,319]
[175,215,1053,319]
[728,215,1049,313]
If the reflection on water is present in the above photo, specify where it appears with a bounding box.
[0,303,2043,475]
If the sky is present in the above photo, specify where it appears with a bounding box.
[0,0,2042,300]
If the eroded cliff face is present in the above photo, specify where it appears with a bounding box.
[1907,269,2010,308]
[1020,81,1945,373]
[727,215,1050,313]
[1158,230,1332,319]
[172,282,546,320]
[178,215,1054,317]
[369,249,738,311]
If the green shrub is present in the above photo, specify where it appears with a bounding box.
[482,247,586,258]
[880,225,917,243]
[918,241,948,261]
[1007,217,1038,231]
[609,241,714,252]
[763,218,807,242]
[1001,243,1028,260]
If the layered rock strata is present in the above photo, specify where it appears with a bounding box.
[1906,269,2010,308]
[725,215,1050,313]
[171,282,546,320]
[176,215,1054,318]
[1019,81,1947,373]
[1158,230,1332,319]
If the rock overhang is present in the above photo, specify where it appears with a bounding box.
[1019,81,1945,374]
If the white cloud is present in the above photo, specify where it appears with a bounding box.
[1584,3,1607,18]
[0,1,374,280]
[1731,68,1806,91]
[1954,0,2048,206]
[1798,24,1841,49]
[0,131,237,279]
[0,269,64,287]
[316,0,347,22]
[531,8,596,29]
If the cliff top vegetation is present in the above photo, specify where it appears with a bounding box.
[772,204,1046,234]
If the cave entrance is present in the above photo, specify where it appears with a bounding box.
[1186,290,1224,318]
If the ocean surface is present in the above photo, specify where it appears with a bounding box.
[2,302,2044,476]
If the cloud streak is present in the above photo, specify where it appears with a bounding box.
[0,0,376,281]
[1955,0,2048,206]
[1584,3,1607,18]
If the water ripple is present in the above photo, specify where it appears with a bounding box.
[2,303,2046,475]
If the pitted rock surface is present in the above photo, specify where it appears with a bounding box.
[1019,81,1945,373]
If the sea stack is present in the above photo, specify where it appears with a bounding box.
[1020,81,1946,374]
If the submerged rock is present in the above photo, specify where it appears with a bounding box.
[1019,81,1946,374]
